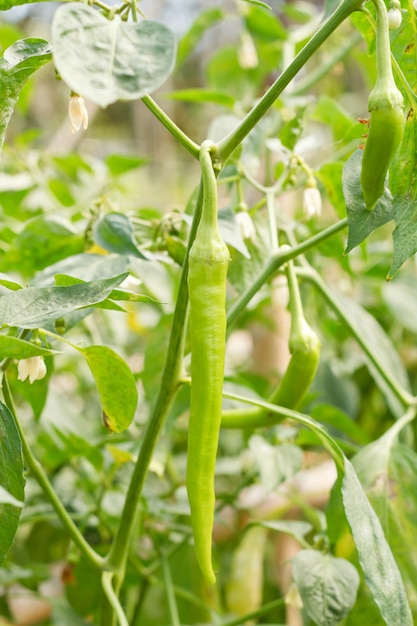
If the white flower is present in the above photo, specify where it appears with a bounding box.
[388,7,402,29]
[17,357,47,384]
[303,185,322,218]
[238,32,258,69]
[236,210,256,243]
[68,95,88,134]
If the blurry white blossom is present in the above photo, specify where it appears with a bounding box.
[68,95,88,134]
[388,7,402,29]
[18,357,47,384]
[303,185,322,218]
[236,210,256,243]
[238,32,258,69]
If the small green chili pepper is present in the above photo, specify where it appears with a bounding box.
[186,141,230,585]
[360,0,404,211]
[221,258,320,430]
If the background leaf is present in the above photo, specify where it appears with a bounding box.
[0,401,25,567]
[0,38,52,154]
[52,4,176,107]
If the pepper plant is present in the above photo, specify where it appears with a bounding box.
[1,0,417,624]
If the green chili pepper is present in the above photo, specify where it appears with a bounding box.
[225,525,268,616]
[360,0,404,211]
[186,141,230,585]
[221,259,320,430]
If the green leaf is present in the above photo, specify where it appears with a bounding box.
[249,436,303,491]
[0,38,52,154]
[382,273,417,334]
[292,550,359,626]
[1,215,85,278]
[0,273,23,291]
[0,336,57,359]
[0,401,25,567]
[342,458,413,626]
[313,95,355,142]
[343,150,394,253]
[80,345,138,433]
[0,485,23,508]
[0,273,128,329]
[176,7,224,68]
[92,213,146,259]
[52,4,176,107]
[105,154,148,176]
[317,163,346,220]
[353,416,417,616]
[335,292,411,418]
[259,520,313,543]
[389,195,417,279]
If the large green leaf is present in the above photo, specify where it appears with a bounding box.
[0,273,128,329]
[342,459,413,626]
[292,550,359,626]
[0,38,52,154]
[353,415,417,617]
[52,4,176,107]
[80,345,138,433]
[0,401,25,567]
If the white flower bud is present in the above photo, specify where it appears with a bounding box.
[236,210,256,243]
[17,356,47,384]
[68,95,88,134]
[303,185,322,218]
[238,32,258,69]
[388,7,402,29]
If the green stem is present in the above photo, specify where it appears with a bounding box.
[222,391,345,470]
[161,555,180,626]
[217,0,363,162]
[1,376,104,571]
[370,0,395,87]
[103,183,204,590]
[141,95,200,159]
[102,572,129,626]
[226,218,347,327]
[299,265,414,408]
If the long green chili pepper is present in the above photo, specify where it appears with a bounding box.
[221,259,320,430]
[186,141,230,585]
[360,0,404,211]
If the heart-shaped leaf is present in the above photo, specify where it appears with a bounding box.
[52,4,176,107]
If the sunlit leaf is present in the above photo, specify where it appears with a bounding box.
[80,345,138,433]
[0,274,128,329]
